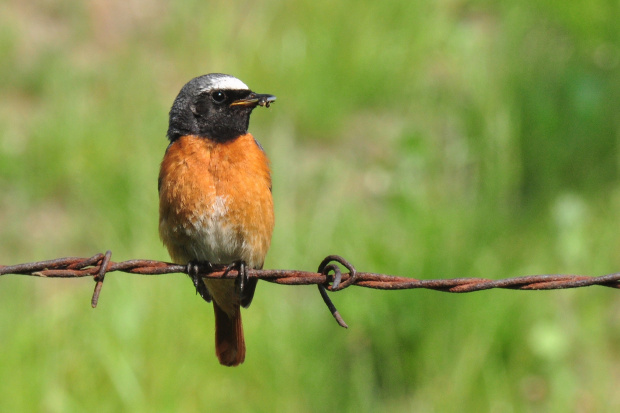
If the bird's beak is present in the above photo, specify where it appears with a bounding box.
[230,93,276,108]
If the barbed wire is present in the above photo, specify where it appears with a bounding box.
[2,251,620,328]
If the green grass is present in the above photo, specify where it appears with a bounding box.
[1,0,620,411]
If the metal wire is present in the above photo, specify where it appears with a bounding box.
[2,251,619,327]
[3,251,620,290]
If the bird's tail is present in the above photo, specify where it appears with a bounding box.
[213,301,245,366]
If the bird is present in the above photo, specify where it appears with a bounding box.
[158,73,275,366]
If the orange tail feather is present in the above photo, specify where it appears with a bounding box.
[213,301,245,366]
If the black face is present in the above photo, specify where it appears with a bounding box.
[166,74,274,143]
[191,88,256,142]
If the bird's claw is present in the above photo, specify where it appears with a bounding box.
[224,260,248,295]
[186,260,213,303]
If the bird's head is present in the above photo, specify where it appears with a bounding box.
[167,73,276,142]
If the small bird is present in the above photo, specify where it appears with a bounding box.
[158,73,275,366]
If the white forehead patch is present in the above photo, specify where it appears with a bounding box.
[207,76,249,92]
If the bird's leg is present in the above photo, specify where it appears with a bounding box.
[186,260,213,303]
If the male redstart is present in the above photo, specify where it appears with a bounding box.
[158,73,275,366]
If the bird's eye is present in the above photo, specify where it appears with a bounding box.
[211,91,227,104]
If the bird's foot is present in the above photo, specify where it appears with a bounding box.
[186,260,213,303]
[224,260,249,295]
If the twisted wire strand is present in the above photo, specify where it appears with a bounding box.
[3,252,618,327]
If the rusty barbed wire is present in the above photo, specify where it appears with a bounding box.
[2,251,620,327]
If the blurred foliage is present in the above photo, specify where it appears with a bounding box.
[1,0,620,411]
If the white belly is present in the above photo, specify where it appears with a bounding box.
[160,194,262,268]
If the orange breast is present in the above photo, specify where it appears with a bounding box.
[158,134,274,269]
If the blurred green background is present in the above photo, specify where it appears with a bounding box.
[1,0,619,411]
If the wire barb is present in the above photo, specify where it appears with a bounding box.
[318,255,357,291]
[317,284,348,328]
[315,255,357,328]
[91,250,112,308]
[315,255,358,328]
